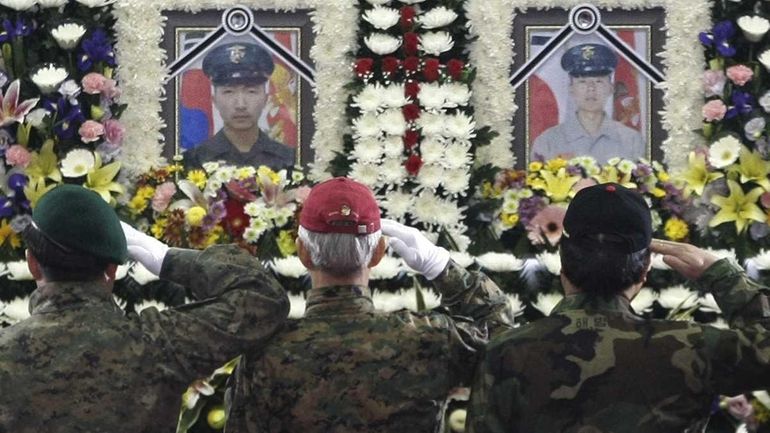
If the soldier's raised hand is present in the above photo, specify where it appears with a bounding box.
[381,218,450,280]
[120,222,169,276]
[650,239,720,280]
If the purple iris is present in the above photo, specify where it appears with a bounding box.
[0,18,33,43]
[726,91,754,119]
[77,28,116,72]
[7,173,27,193]
[0,197,12,218]
[45,97,85,140]
[699,20,737,57]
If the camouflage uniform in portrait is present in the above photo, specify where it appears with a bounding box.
[226,177,516,433]
[466,183,770,433]
[0,185,289,433]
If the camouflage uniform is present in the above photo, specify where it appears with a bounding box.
[0,245,288,433]
[467,259,770,433]
[227,261,516,433]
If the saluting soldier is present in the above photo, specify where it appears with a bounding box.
[226,177,516,433]
[184,41,295,170]
[467,183,770,433]
[0,185,289,432]
[531,43,644,164]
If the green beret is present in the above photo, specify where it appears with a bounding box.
[202,42,275,86]
[32,184,127,264]
[561,43,618,77]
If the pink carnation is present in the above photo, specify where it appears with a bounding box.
[101,78,121,100]
[702,99,727,122]
[79,120,105,143]
[151,181,177,212]
[103,119,125,145]
[82,72,107,94]
[726,64,753,86]
[702,70,726,98]
[5,145,30,167]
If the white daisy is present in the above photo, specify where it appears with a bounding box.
[382,135,405,157]
[434,200,464,227]
[362,6,400,30]
[418,82,446,111]
[413,191,443,223]
[445,113,476,140]
[420,137,445,164]
[443,82,471,106]
[418,112,446,137]
[60,149,96,178]
[708,135,741,168]
[370,255,405,279]
[476,252,525,272]
[419,31,454,56]
[352,83,383,113]
[352,137,384,163]
[363,33,402,55]
[616,159,637,174]
[418,6,458,29]
[444,141,471,169]
[379,158,407,184]
[381,83,409,108]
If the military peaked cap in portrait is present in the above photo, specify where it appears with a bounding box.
[561,43,618,77]
[563,183,652,253]
[32,184,128,264]
[202,42,275,86]
[300,177,381,235]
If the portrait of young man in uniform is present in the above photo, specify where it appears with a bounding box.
[528,34,648,164]
[180,39,297,170]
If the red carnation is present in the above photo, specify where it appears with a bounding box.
[423,58,441,82]
[402,103,420,122]
[405,81,420,100]
[400,6,416,30]
[404,32,419,56]
[354,57,374,77]
[447,59,465,80]
[405,153,424,176]
[404,130,420,149]
[403,56,420,74]
[381,56,400,76]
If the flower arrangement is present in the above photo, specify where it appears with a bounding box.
[124,163,309,261]
[0,1,125,263]
[337,0,499,251]
[480,156,690,255]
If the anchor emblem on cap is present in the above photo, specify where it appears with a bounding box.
[581,45,595,60]
[227,45,247,64]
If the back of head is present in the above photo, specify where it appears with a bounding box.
[561,183,652,297]
[23,184,127,281]
[298,177,381,276]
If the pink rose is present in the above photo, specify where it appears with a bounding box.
[726,64,753,86]
[103,119,125,145]
[151,181,177,212]
[724,395,754,421]
[702,99,727,122]
[702,70,726,98]
[79,120,105,143]
[82,72,107,94]
[5,144,30,167]
[101,78,121,100]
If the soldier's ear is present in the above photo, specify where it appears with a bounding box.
[296,237,315,269]
[367,236,387,269]
[25,250,43,281]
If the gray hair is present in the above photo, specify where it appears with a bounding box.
[298,226,381,276]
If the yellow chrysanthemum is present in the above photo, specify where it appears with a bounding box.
[128,185,155,215]
[257,166,281,185]
[481,181,503,199]
[651,187,666,198]
[528,161,543,172]
[236,166,257,180]
[277,230,297,257]
[0,219,20,249]
[658,171,670,182]
[186,170,207,189]
[204,226,223,247]
[151,218,167,239]
[186,206,207,227]
[545,158,568,172]
[664,217,689,241]
[500,213,519,228]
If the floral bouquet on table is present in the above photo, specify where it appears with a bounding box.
[124,162,310,262]
[484,156,690,255]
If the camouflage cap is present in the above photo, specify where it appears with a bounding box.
[561,43,618,77]
[300,177,381,235]
[202,42,275,86]
[32,184,127,264]
[563,183,651,253]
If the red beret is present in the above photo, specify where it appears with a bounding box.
[300,177,381,235]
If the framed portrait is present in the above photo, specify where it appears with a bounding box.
[511,7,667,166]
[159,8,315,169]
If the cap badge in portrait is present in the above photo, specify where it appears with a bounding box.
[227,44,247,64]
[581,45,595,61]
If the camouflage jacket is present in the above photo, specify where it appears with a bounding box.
[0,245,288,433]
[466,259,770,433]
[226,261,516,433]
